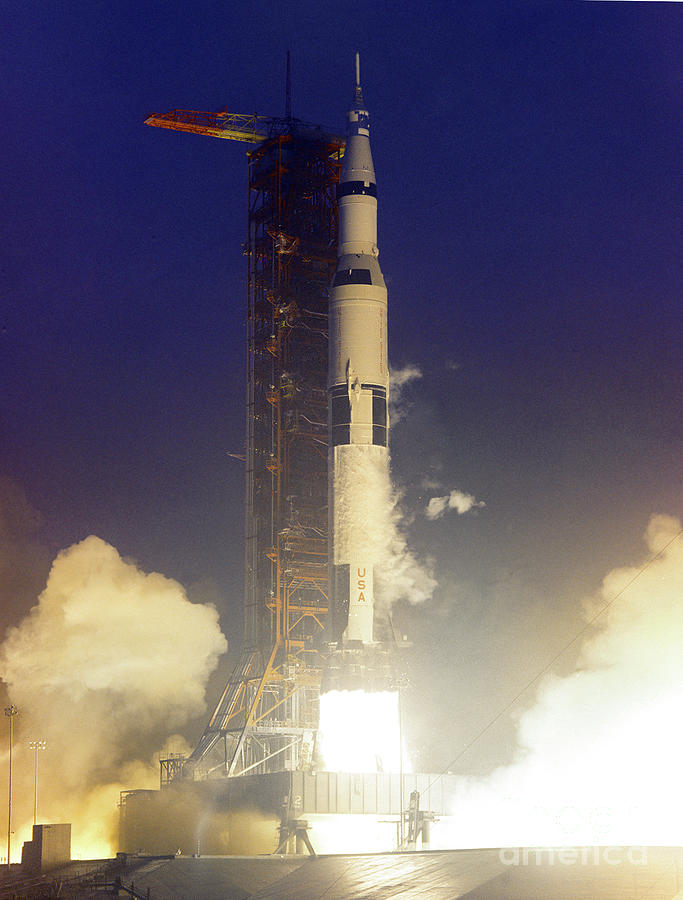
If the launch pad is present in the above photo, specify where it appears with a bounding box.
[119,771,457,856]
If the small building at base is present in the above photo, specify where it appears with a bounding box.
[21,823,71,873]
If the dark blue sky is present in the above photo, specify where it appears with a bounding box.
[2,1,681,770]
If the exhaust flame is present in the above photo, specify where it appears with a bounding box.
[0,535,227,860]
[319,689,407,773]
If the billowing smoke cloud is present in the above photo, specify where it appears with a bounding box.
[0,536,227,858]
[329,365,438,610]
[335,446,436,609]
[389,364,422,423]
[438,514,683,847]
[425,488,486,520]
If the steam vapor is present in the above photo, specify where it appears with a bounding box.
[425,488,486,520]
[335,445,436,609]
[389,364,422,423]
[445,514,683,847]
[331,361,435,610]
[0,535,227,859]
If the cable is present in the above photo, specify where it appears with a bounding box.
[423,527,682,794]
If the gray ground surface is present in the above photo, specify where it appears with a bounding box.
[123,847,683,900]
[2,847,681,898]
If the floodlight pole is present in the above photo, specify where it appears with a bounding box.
[4,706,18,871]
[398,687,404,850]
[28,740,47,826]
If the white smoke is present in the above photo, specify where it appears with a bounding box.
[0,535,228,858]
[438,514,683,847]
[425,488,486,520]
[389,364,422,423]
[327,363,436,608]
[335,445,436,608]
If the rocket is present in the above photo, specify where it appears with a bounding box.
[328,54,388,646]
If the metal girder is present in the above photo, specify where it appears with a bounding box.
[144,109,270,143]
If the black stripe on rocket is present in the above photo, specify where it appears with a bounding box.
[336,180,377,199]
[329,383,387,447]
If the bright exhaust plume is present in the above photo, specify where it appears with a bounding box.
[319,689,406,773]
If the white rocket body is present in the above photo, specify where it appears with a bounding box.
[328,57,388,644]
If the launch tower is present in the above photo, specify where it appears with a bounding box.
[191,129,343,776]
[146,83,343,780]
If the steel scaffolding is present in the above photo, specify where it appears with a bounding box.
[184,129,343,777]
